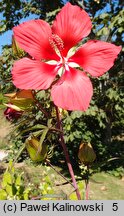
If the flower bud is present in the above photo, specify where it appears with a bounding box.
[25,136,47,162]
[78,142,96,165]
[4,104,23,121]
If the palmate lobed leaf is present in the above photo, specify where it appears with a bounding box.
[19,124,47,136]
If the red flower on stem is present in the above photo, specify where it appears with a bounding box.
[12,3,121,111]
[4,105,23,121]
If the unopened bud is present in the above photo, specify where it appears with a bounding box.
[78,142,96,165]
[25,136,47,162]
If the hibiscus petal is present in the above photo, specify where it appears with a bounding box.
[12,58,58,90]
[71,40,121,77]
[51,68,93,111]
[52,2,92,56]
[13,20,59,61]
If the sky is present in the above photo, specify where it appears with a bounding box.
[0,31,12,53]
[0,13,38,54]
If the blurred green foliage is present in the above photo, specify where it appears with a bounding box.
[0,161,31,200]
[0,161,71,200]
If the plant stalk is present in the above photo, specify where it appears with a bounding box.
[85,165,90,200]
[32,90,49,118]
[55,106,81,200]
[13,144,26,164]
[46,159,74,187]
[85,179,89,200]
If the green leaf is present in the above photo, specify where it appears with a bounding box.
[23,188,31,200]
[99,13,109,19]
[6,185,13,196]
[69,192,78,200]
[118,27,123,33]
[10,98,34,111]
[20,124,47,135]
[40,128,49,145]
[2,172,12,187]
[47,118,52,128]
[15,175,23,186]
[0,189,7,200]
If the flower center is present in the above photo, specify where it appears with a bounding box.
[49,34,64,57]
[57,57,70,76]
[47,35,80,77]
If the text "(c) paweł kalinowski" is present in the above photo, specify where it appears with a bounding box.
[20,202,104,212]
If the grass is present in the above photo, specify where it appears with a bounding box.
[89,172,124,200]
[23,164,124,200]
[19,164,124,200]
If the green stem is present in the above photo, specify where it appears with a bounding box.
[32,90,49,118]
[13,144,26,164]
[55,106,81,200]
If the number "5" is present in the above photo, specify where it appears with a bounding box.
[112,203,118,211]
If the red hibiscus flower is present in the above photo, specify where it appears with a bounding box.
[4,105,23,121]
[12,3,121,111]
